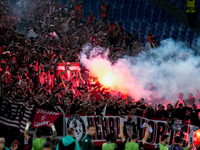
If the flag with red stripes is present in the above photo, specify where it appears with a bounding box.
[56,62,81,80]
[0,100,34,133]
[45,31,59,39]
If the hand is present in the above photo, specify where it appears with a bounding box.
[49,123,54,127]
[27,121,32,125]
[186,144,193,150]
[120,124,124,128]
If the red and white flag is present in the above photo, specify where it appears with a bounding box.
[56,62,81,80]
[45,31,59,39]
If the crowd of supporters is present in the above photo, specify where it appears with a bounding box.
[0,0,200,136]
[0,0,200,150]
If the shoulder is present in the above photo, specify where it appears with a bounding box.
[75,139,79,145]
[81,136,88,142]
[82,138,89,144]
[155,144,160,149]
[102,143,107,146]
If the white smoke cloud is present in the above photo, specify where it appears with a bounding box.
[80,39,200,104]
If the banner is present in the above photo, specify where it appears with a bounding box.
[66,114,199,149]
[31,108,62,128]
[56,62,81,79]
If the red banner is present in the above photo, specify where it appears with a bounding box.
[31,108,62,128]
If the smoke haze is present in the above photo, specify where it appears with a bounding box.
[80,39,200,104]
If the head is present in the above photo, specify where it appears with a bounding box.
[179,103,183,109]
[77,0,81,5]
[10,140,19,150]
[148,30,153,36]
[50,72,54,77]
[0,138,5,149]
[74,99,80,105]
[178,93,183,99]
[167,104,172,110]
[118,22,122,27]
[105,133,116,143]
[130,133,137,141]
[127,102,132,108]
[84,86,88,92]
[188,93,193,100]
[36,130,43,138]
[67,128,75,137]
[137,37,141,42]
[22,75,26,82]
[147,104,153,109]
[91,97,96,105]
[47,70,50,76]
[193,104,197,110]
[174,136,183,146]
[139,98,144,104]
[161,97,165,101]
[42,142,53,150]
[159,106,164,111]
[90,11,93,17]
[161,134,169,145]
[110,18,114,24]
[22,62,26,67]
[87,125,96,136]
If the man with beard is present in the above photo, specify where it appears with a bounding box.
[155,134,169,150]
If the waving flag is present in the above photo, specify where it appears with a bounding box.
[57,62,81,80]
[31,108,62,128]
[0,99,34,133]
[45,31,59,39]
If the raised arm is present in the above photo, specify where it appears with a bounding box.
[89,85,100,93]
[141,124,149,145]
[49,123,57,141]
[24,122,32,140]
[87,93,92,101]
[98,93,105,101]
[195,90,199,100]
[118,98,127,104]
[174,101,179,109]
[118,124,126,142]
[61,77,67,88]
